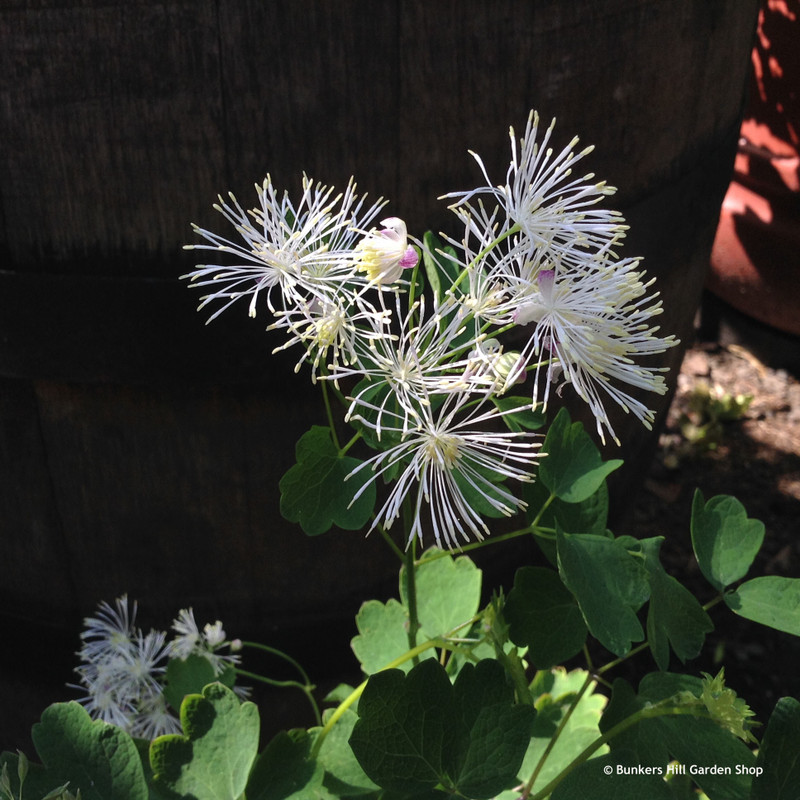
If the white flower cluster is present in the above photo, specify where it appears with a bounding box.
[440,111,676,443]
[73,596,242,738]
[186,111,676,549]
[183,177,413,382]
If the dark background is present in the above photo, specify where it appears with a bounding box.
[0,0,760,752]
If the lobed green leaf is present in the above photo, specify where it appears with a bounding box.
[724,576,800,635]
[751,697,800,800]
[556,530,649,657]
[637,672,757,799]
[400,550,482,641]
[313,707,379,797]
[149,683,259,800]
[524,477,611,565]
[246,729,329,800]
[690,490,765,591]
[600,678,669,767]
[349,659,534,798]
[539,408,622,503]
[505,669,607,798]
[163,654,235,714]
[550,751,673,799]
[350,598,435,675]
[639,537,714,670]
[505,566,588,668]
[279,425,376,536]
[3,702,151,800]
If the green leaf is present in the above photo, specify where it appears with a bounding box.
[349,659,534,798]
[751,697,800,800]
[512,669,608,797]
[724,576,800,635]
[637,672,757,800]
[505,566,588,668]
[600,678,669,767]
[539,408,623,503]
[690,490,765,591]
[452,461,517,519]
[447,661,537,798]
[246,729,329,800]
[550,751,673,800]
[17,702,149,800]
[557,530,650,656]
[400,551,482,640]
[350,598,435,675]
[492,396,547,432]
[637,670,704,702]
[651,716,755,799]
[149,683,259,800]
[524,477,610,565]
[640,538,714,670]
[346,379,405,459]
[163,654,234,713]
[422,231,462,302]
[314,708,379,797]
[349,659,451,795]
[279,425,376,536]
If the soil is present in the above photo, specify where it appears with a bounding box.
[625,327,800,724]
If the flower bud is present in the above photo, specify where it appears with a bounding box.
[495,350,527,387]
[355,217,418,284]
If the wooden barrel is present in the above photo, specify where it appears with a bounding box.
[1,2,759,645]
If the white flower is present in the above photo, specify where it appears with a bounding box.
[77,595,138,668]
[170,607,240,676]
[73,596,175,735]
[203,621,227,648]
[354,217,419,285]
[184,175,387,320]
[74,661,136,729]
[129,690,182,740]
[348,392,541,550]
[444,111,626,263]
[170,607,202,659]
[439,214,549,328]
[512,260,676,443]
[334,293,479,438]
[269,291,391,381]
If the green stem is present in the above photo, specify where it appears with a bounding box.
[425,527,534,560]
[530,491,557,530]
[525,672,594,792]
[319,379,340,450]
[235,667,321,726]
[239,640,313,685]
[376,521,406,563]
[449,223,522,292]
[526,703,711,800]
[338,430,362,457]
[703,595,725,613]
[309,638,442,760]
[595,641,651,677]
[404,538,421,660]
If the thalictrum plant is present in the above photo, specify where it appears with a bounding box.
[3,111,799,800]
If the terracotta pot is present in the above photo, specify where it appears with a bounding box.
[708,0,800,337]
